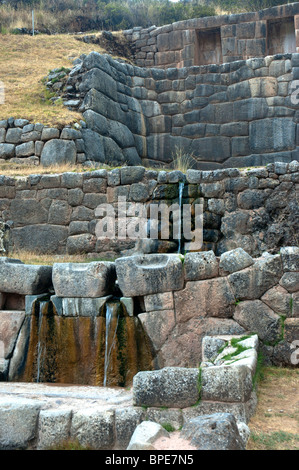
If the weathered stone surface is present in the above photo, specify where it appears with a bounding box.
[284,318,299,343]
[249,118,295,153]
[280,246,299,272]
[0,311,25,359]
[138,310,175,352]
[261,285,292,316]
[52,262,116,298]
[228,255,282,300]
[174,277,235,323]
[11,225,69,255]
[70,408,114,450]
[127,421,169,451]
[0,398,42,449]
[0,258,52,295]
[144,291,174,312]
[133,367,199,408]
[184,250,219,281]
[280,272,299,293]
[180,413,245,450]
[37,410,72,450]
[201,364,253,403]
[219,248,254,275]
[115,254,184,297]
[40,139,77,167]
[0,144,15,159]
[201,336,227,363]
[234,300,282,343]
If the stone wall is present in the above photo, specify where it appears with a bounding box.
[3,50,299,169]
[0,161,298,257]
[70,51,299,169]
[0,118,87,167]
[124,3,299,69]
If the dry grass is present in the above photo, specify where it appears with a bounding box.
[247,367,299,450]
[8,249,116,265]
[0,33,108,126]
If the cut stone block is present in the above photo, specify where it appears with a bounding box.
[133,367,200,408]
[0,258,52,295]
[115,254,184,297]
[127,421,169,451]
[184,250,219,281]
[201,364,253,403]
[52,262,116,298]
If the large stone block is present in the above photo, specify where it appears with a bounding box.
[11,225,69,255]
[0,311,25,359]
[0,257,52,295]
[184,250,219,281]
[280,247,299,272]
[219,248,254,275]
[37,410,72,450]
[201,364,253,403]
[228,255,282,300]
[70,409,115,450]
[174,277,235,323]
[249,118,296,154]
[133,367,200,408]
[233,300,282,343]
[138,309,175,351]
[115,254,184,297]
[0,398,42,450]
[52,261,116,298]
[40,139,77,167]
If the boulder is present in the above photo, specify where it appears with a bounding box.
[52,261,116,298]
[0,258,52,295]
[127,421,169,451]
[280,247,299,272]
[133,367,200,408]
[40,139,77,167]
[180,413,245,450]
[115,254,184,297]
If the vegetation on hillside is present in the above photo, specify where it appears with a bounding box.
[0,0,293,35]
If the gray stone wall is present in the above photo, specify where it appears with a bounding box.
[124,3,299,68]
[73,51,299,169]
[0,161,298,257]
[0,118,86,167]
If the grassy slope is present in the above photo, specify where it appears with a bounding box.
[0,34,108,126]
[247,367,299,450]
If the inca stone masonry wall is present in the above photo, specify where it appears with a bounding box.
[68,50,299,169]
[124,3,299,68]
[0,161,298,257]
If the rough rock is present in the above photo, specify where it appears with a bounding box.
[133,367,200,408]
[127,421,169,450]
[52,261,116,298]
[115,254,184,297]
[180,412,245,450]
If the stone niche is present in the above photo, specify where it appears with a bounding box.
[195,28,223,66]
[267,17,296,56]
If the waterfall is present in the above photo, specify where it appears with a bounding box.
[103,302,120,387]
[177,181,184,254]
[36,301,47,383]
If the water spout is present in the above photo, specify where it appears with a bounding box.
[103,301,120,387]
[177,181,185,254]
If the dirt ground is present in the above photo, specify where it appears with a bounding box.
[246,367,299,450]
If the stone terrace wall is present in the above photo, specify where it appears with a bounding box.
[0,119,87,167]
[73,51,299,169]
[124,3,299,68]
[0,161,298,257]
[2,50,299,170]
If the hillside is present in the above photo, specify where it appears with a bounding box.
[0,33,129,127]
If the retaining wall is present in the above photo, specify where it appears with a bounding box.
[124,3,299,69]
[0,161,298,257]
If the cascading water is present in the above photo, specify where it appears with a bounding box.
[14,298,153,388]
[36,301,48,383]
[177,181,185,254]
[103,301,120,387]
